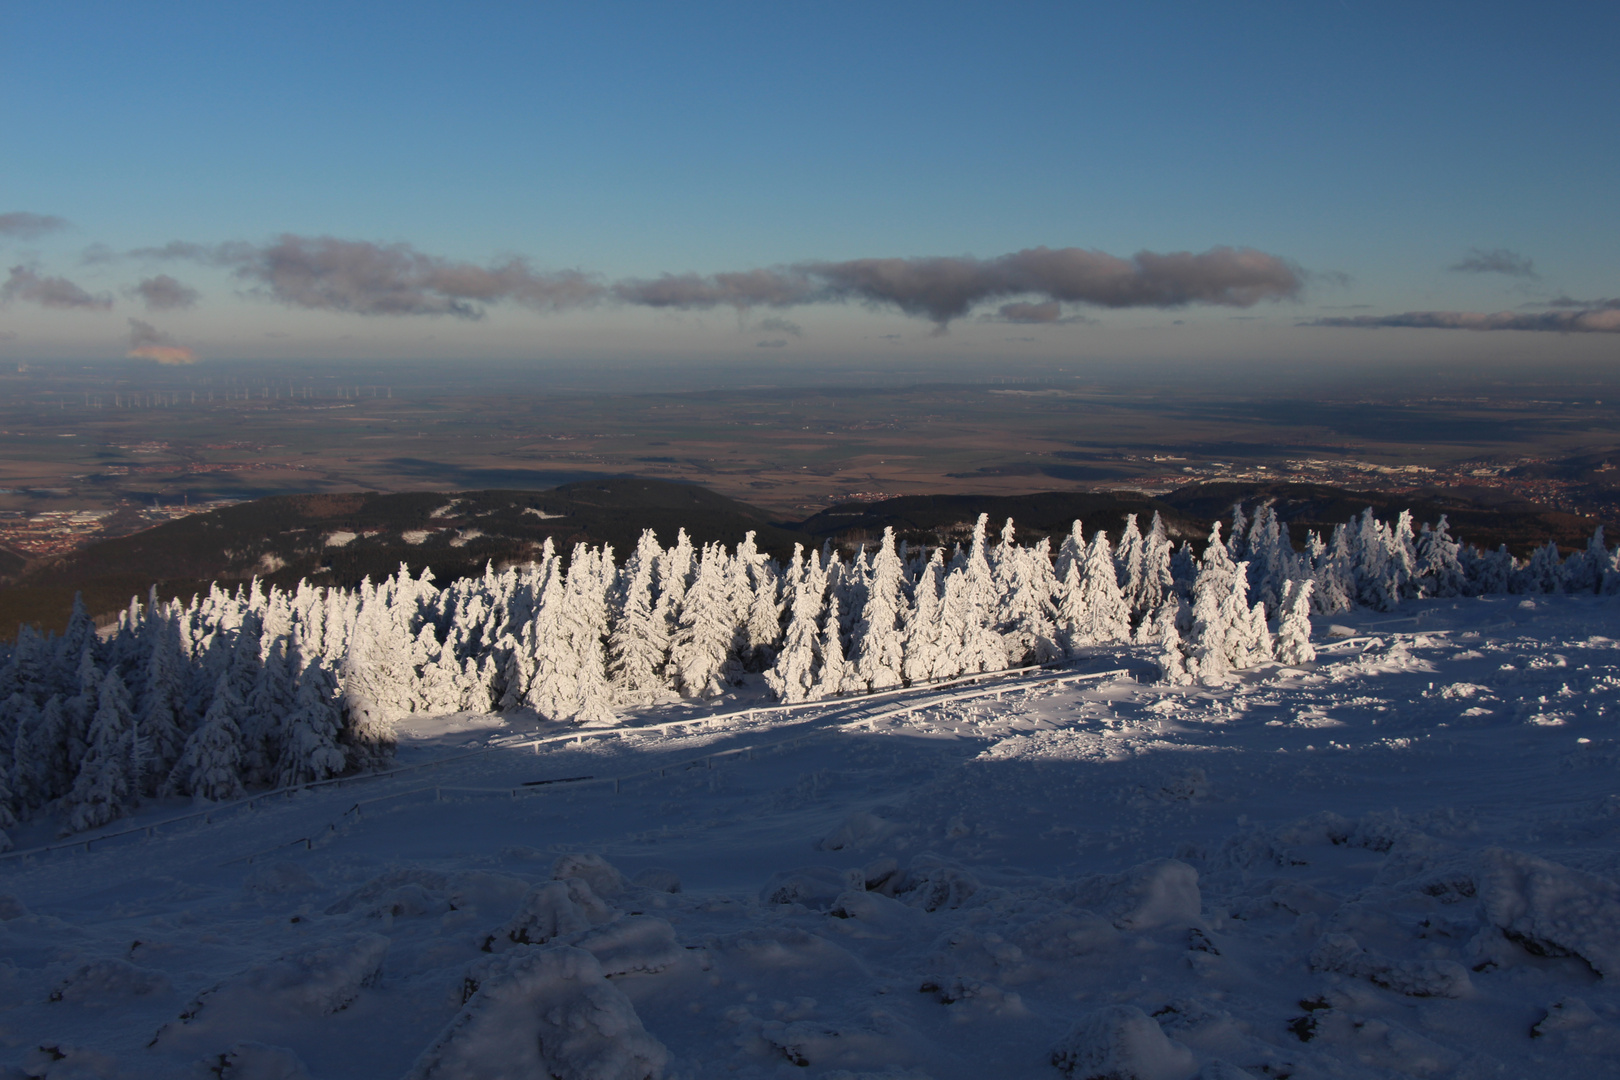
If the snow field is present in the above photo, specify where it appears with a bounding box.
[4,595,1620,1077]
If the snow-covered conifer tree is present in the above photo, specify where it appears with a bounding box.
[275,655,347,787]
[170,673,246,802]
[852,527,907,691]
[1313,524,1355,614]
[765,554,825,703]
[241,636,296,787]
[1139,512,1174,618]
[560,545,617,725]
[901,550,947,685]
[1187,526,1240,682]
[1274,579,1316,665]
[1058,531,1131,652]
[813,595,861,697]
[1153,603,1191,685]
[20,695,73,807]
[609,530,672,704]
[733,532,783,670]
[136,614,190,796]
[60,671,138,834]
[1519,540,1565,595]
[668,542,739,699]
[1169,541,1199,601]
[1115,514,1147,619]
[1414,516,1466,598]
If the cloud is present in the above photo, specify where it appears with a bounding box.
[134,234,1303,327]
[610,245,1302,326]
[994,301,1062,323]
[1525,296,1620,310]
[1307,307,1620,333]
[756,315,803,337]
[136,235,604,318]
[128,273,200,310]
[755,338,789,348]
[0,212,69,240]
[1449,247,1537,278]
[1,265,112,309]
[126,318,198,363]
[982,300,1094,325]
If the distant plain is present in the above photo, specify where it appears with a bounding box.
[3,359,1618,522]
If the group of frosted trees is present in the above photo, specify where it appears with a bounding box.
[2,503,1615,848]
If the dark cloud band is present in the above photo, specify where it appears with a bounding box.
[133,235,1301,326]
[618,245,1302,325]
[1448,247,1536,278]
[128,273,200,311]
[1,265,111,310]
[1308,308,1620,333]
[0,212,69,240]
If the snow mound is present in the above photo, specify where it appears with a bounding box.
[817,810,897,851]
[325,867,451,915]
[47,958,170,1005]
[242,862,322,896]
[154,933,389,1046]
[203,1041,312,1080]
[1192,1064,1258,1080]
[572,915,684,977]
[888,855,981,912]
[17,1042,120,1077]
[1067,859,1202,930]
[1309,933,1472,997]
[1050,1004,1197,1080]
[409,946,667,1080]
[1418,846,1620,975]
[484,878,614,951]
[237,932,390,1015]
[760,867,863,911]
[631,868,681,893]
[553,853,628,898]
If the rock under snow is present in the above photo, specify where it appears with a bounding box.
[484,878,615,952]
[205,1041,313,1080]
[571,915,684,977]
[409,945,667,1080]
[1050,1004,1198,1080]
[1068,858,1203,930]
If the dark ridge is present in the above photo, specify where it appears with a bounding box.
[1157,481,1602,553]
[1,477,1604,640]
[798,490,1204,548]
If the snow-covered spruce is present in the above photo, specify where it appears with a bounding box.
[0,504,1609,836]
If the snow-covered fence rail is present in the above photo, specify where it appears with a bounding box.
[224,667,1132,866]
[1,661,1129,867]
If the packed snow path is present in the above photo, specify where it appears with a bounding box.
[5,594,1620,1079]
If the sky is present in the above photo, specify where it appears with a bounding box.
[1,1,1617,376]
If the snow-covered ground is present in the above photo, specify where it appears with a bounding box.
[4,594,1620,1079]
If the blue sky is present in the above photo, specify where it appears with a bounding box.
[2,1,1616,370]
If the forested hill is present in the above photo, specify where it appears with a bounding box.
[0,477,1604,639]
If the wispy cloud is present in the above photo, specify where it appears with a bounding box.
[755,315,803,337]
[755,338,789,348]
[1523,296,1620,310]
[1449,247,1537,278]
[1,265,112,309]
[1307,307,1620,333]
[134,235,603,318]
[981,300,1094,325]
[0,212,69,240]
[126,318,198,363]
[128,273,200,311]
